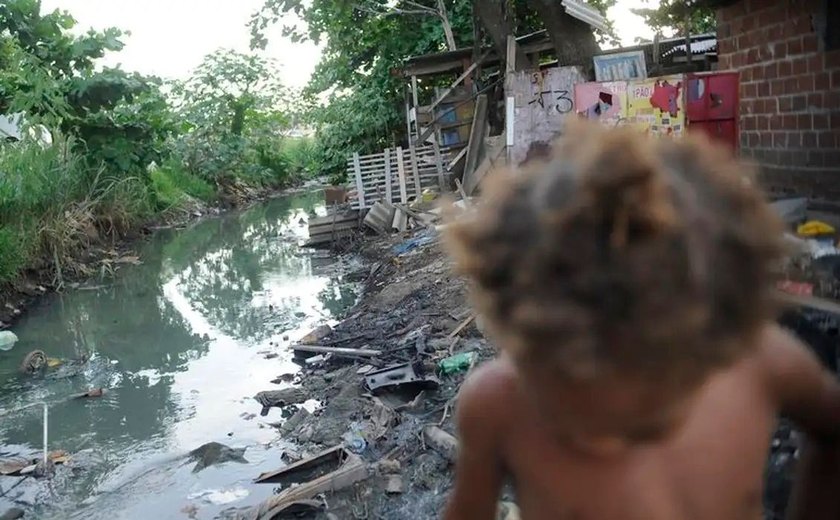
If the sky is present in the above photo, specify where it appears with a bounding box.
[41,0,658,89]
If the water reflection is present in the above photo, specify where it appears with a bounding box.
[0,190,358,518]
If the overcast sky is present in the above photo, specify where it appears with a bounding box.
[41,0,658,88]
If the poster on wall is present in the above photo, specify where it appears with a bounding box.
[574,81,628,127]
[626,75,685,137]
[593,51,647,82]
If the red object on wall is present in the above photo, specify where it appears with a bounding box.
[686,72,740,150]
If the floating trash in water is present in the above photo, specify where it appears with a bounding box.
[0,330,18,351]
[187,486,249,505]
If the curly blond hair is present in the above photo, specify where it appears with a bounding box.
[446,122,786,383]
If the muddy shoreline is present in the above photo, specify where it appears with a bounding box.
[0,179,325,330]
[237,226,816,519]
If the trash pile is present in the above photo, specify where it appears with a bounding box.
[231,216,504,519]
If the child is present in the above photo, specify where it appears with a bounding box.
[443,122,840,520]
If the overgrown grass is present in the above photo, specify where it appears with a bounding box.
[151,163,217,210]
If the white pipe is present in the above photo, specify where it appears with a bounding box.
[0,401,49,466]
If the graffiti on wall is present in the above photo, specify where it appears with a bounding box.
[508,66,587,165]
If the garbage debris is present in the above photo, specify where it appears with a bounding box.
[439,351,478,375]
[187,486,249,505]
[797,220,835,237]
[422,426,458,463]
[0,330,18,351]
[19,349,47,374]
[73,388,105,399]
[254,387,308,416]
[393,230,437,256]
[364,363,440,395]
[293,345,381,360]
[251,446,369,518]
[278,407,311,435]
[188,442,248,473]
[385,474,404,494]
[0,450,70,477]
[300,324,333,345]
[364,202,396,235]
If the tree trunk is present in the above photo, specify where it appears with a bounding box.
[526,0,599,74]
[473,1,529,70]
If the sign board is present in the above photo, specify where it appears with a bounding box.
[626,75,685,137]
[593,50,647,82]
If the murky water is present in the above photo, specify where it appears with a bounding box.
[0,191,359,519]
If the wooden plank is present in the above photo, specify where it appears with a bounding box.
[506,35,517,75]
[352,153,366,209]
[425,50,491,116]
[293,345,382,358]
[448,146,468,171]
[463,94,489,190]
[408,145,422,199]
[396,147,409,204]
[384,148,393,203]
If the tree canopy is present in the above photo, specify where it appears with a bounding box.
[633,0,717,40]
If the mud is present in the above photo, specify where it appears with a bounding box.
[251,225,836,520]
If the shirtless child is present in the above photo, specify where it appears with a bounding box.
[443,123,840,520]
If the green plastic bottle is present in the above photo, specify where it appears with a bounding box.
[438,351,478,375]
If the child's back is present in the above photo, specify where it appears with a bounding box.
[443,123,840,520]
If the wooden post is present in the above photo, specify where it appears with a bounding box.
[506,35,517,76]
[432,141,446,191]
[411,75,421,140]
[405,88,414,143]
[384,148,393,204]
[352,152,366,209]
[396,146,409,204]
[408,145,422,200]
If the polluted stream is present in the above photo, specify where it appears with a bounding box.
[0,191,360,519]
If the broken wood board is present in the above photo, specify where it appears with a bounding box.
[292,345,382,359]
[254,388,308,416]
[250,446,369,519]
[448,314,476,339]
[423,426,458,463]
[463,94,489,184]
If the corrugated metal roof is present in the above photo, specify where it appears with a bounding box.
[662,38,718,57]
[562,0,609,33]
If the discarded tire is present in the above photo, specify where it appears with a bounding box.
[19,349,47,374]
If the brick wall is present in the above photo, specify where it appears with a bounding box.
[716,0,840,202]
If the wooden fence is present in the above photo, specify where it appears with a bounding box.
[348,144,453,210]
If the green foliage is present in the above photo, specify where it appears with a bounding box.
[633,1,716,38]
[0,226,27,283]
[170,49,294,185]
[150,164,216,210]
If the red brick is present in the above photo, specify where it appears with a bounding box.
[758,82,771,98]
[813,114,829,130]
[788,37,805,56]
[779,96,793,112]
[718,20,732,39]
[772,80,786,96]
[789,133,803,147]
[779,61,793,77]
[791,95,807,112]
[743,82,758,99]
[803,34,818,54]
[758,7,783,26]
[825,50,840,69]
[742,66,754,82]
[807,151,825,168]
[785,78,799,95]
[719,37,734,55]
[763,63,777,80]
[773,41,787,60]
[761,132,773,147]
[831,113,840,130]
[832,70,840,90]
[808,55,824,74]
[732,51,745,68]
[738,33,752,50]
[827,91,840,110]
[719,55,732,70]
[747,48,760,65]
[819,132,834,148]
[798,75,815,91]
[815,72,830,90]
[767,23,784,41]
[773,132,786,147]
[798,114,812,129]
[782,115,797,129]
[803,131,818,147]
[807,92,824,109]
[792,57,808,76]
[758,116,771,131]
[770,115,782,130]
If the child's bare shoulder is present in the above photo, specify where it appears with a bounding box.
[457,357,521,431]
